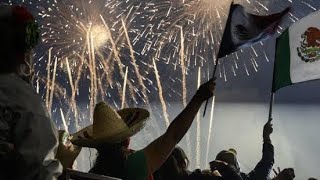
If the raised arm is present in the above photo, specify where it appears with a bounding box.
[143,78,216,174]
[248,121,274,179]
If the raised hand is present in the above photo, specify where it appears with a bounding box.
[273,166,281,177]
[263,120,273,142]
[56,130,82,169]
[272,168,295,180]
[195,78,216,102]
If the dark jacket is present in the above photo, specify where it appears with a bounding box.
[240,142,274,180]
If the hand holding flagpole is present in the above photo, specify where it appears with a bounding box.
[203,57,219,117]
[203,0,234,117]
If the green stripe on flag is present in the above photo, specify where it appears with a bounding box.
[272,29,292,92]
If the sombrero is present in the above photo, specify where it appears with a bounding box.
[71,102,150,147]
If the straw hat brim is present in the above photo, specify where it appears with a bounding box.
[71,108,149,147]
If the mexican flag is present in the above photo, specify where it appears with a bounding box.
[273,9,320,92]
[218,3,289,58]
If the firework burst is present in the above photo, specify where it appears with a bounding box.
[22,0,158,131]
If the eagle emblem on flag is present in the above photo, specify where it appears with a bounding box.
[297,27,320,62]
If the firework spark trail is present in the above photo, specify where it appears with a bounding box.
[45,48,52,110]
[96,47,121,105]
[231,65,236,76]
[253,56,259,68]
[100,15,137,106]
[39,77,69,105]
[60,108,69,133]
[223,64,227,82]
[73,57,85,127]
[179,26,187,107]
[87,28,95,121]
[66,58,74,104]
[100,15,122,71]
[153,58,170,127]
[94,58,107,101]
[39,80,63,98]
[179,25,192,158]
[48,58,58,117]
[121,18,150,104]
[251,57,258,72]
[196,66,201,169]
[218,60,222,79]
[36,79,40,94]
[205,95,216,165]
[65,58,79,129]
[264,52,270,62]
[122,67,129,109]
[244,63,250,76]
[91,31,98,109]
[90,28,100,117]
[301,1,316,11]
[63,55,87,124]
[251,46,258,57]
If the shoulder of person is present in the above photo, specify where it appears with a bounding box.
[0,74,47,116]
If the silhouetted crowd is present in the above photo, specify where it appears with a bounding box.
[0,4,318,180]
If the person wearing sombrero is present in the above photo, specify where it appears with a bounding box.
[71,78,216,180]
[0,4,62,179]
[210,121,274,180]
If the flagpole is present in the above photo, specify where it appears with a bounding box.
[268,92,275,122]
[268,59,277,122]
[203,0,234,117]
[202,52,219,117]
[268,38,279,122]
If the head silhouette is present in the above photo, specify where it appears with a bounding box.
[215,148,240,172]
[156,147,190,180]
[0,5,39,73]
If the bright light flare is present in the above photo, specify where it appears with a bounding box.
[90,24,110,48]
